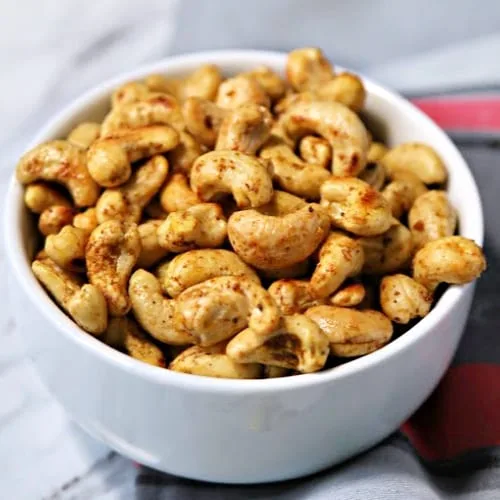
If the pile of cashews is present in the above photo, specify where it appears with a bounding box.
[18,47,487,378]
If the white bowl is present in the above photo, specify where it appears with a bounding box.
[4,50,483,484]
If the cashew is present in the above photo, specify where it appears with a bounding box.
[190,150,273,208]
[299,136,332,169]
[45,225,87,271]
[67,122,101,149]
[38,205,74,236]
[73,207,98,235]
[259,260,310,280]
[228,203,330,269]
[284,100,370,177]
[306,305,393,357]
[316,72,366,112]
[380,274,432,324]
[183,97,228,147]
[137,220,169,268]
[320,177,393,236]
[309,232,364,298]
[263,366,290,378]
[111,81,150,108]
[17,141,99,207]
[257,190,306,215]
[168,131,203,174]
[260,138,330,199]
[216,75,270,110]
[240,66,287,101]
[268,279,325,315]
[170,343,261,379]
[227,315,329,373]
[215,103,273,154]
[413,236,486,292]
[359,220,413,274]
[32,258,107,335]
[160,172,201,213]
[129,269,193,344]
[159,249,260,297]
[24,183,71,214]
[408,190,457,251]
[359,162,386,191]
[174,276,280,346]
[96,155,169,224]
[330,283,366,307]
[383,171,428,218]
[87,126,177,188]
[367,142,389,163]
[157,203,227,253]
[86,220,141,316]
[380,143,447,184]
[286,47,334,91]
[144,74,178,97]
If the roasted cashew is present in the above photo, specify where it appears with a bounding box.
[359,220,413,274]
[73,207,98,235]
[240,66,287,101]
[159,172,201,213]
[24,183,71,214]
[320,177,393,236]
[260,138,330,199]
[298,136,332,169]
[190,150,273,208]
[67,122,101,149]
[170,343,261,379]
[330,283,366,307]
[45,225,87,271]
[413,236,486,292]
[144,74,178,97]
[87,126,177,188]
[380,142,447,184]
[215,103,273,154]
[174,276,280,346]
[111,81,150,108]
[382,170,428,218]
[183,97,228,147]
[159,249,259,298]
[286,47,334,91]
[380,274,432,324]
[257,190,306,215]
[137,220,169,268]
[316,72,366,112]
[228,203,330,269]
[309,232,364,298]
[284,100,370,177]
[129,269,193,345]
[408,190,457,251]
[268,279,326,315]
[367,142,389,163]
[259,260,310,280]
[157,203,227,252]
[32,258,107,334]
[86,220,141,316]
[359,162,386,191]
[306,305,393,357]
[17,140,99,207]
[216,75,270,110]
[38,205,74,236]
[227,314,329,373]
[168,131,203,175]
[96,155,169,224]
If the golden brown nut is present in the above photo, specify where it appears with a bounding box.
[38,205,74,236]
[24,183,71,214]
[286,47,334,91]
[367,142,389,163]
[259,260,310,280]
[160,172,202,213]
[182,97,228,147]
[137,220,169,268]
[111,81,150,108]
[306,305,393,357]
[216,75,270,109]
[413,236,486,291]
[72,207,98,235]
[67,122,101,149]
[240,66,287,101]
[167,131,203,175]
[86,220,141,316]
[17,140,99,207]
[408,190,457,251]
[268,279,326,315]
[320,177,393,236]
[45,225,87,271]
[382,171,428,218]
[316,72,366,112]
[227,315,329,373]
[380,274,432,324]
[330,283,366,307]
[257,190,306,216]
[298,136,332,169]
[358,162,386,191]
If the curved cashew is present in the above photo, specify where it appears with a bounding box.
[111,81,150,108]
[286,47,334,91]
[32,258,107,335]
[144,73,179,96]
[183,97,228,147]
[309,232,364,298]
[73,207,98,235]
[24,183,71,214]
[408,190,457,251]
[359,162,386,191]
[380,142,447,184]
[320,177,393,236]
[284,100,370,177]
[215,103,273,154]
[228,203,330,270]
[137,220,169,268]
[159,249,260,298]
[259,260,310,280]
[260,138,330,199]
[227,315,329,373]
[299,135,332,169]
[160,172,201,213]
[383,171,428,218]
[96,155,169,224]
[331,283,366,307]
[67,122,101,149]
[45,225,88,271]
[17,140,99,207]
[306,305,393,357]
[216,75,270,110]
[157,203,227,252]
[413,236,486,292]
[174,276,280,346]
[168,131,203,175]
[87,126,177,188]
[268,279,326,315]
[359,220,413,274]
[241,66,287,101]
[38,205,74,236]
[380,274,432,324]
[367,142,389,163]
[129,269,193,345]
[86,220,141,316]
[316,72,366,112]
[170,343,261,379]
[190,150,273,208]
[257,190,306,215]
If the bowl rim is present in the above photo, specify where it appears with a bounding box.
[4,49,484,394]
